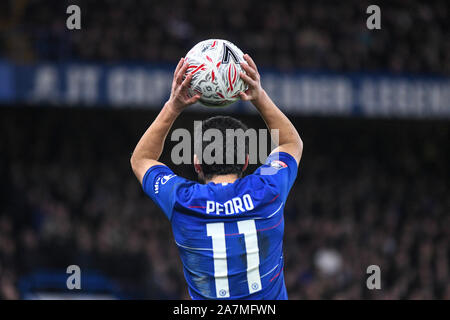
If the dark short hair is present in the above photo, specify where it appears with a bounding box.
[196,116,249,180]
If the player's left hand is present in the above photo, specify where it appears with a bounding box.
[167,57,202,113]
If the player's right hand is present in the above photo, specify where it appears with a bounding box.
[239,54,264,102]
[167,58,201,113]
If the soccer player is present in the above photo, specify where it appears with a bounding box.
[131,54,303,299]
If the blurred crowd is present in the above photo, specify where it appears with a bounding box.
[0,0,449,75]
[0,108,448,299]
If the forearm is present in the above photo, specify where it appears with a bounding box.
[131,102,180,166]
[253,90,303,154]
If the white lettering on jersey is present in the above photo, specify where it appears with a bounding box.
[216,203,224,215]
[270,160,287,170]
[205,194,254,215]
[206,201,215,214]
[224,200,234,215]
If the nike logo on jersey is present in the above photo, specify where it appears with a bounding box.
[206,194,254,215]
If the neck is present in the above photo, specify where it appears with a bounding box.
[206,174,239,184]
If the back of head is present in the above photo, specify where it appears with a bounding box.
[196,116,249,180]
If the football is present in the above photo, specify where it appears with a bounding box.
[184,39,248,107]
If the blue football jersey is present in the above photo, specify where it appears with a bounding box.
[142,152,298,300]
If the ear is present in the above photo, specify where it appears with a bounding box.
[242,154,249,172]
[194,154,202,174]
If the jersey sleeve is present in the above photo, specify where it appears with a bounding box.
[252,152,298,201]
[141,165,190,220]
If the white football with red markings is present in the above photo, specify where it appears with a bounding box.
[184,39,248,107]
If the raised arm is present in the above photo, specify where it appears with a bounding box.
[239,54,303,164]
[130,58,201,184]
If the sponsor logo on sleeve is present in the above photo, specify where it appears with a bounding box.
[270,160,287,170]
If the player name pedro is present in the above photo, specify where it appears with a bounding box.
[172,303,277,317]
